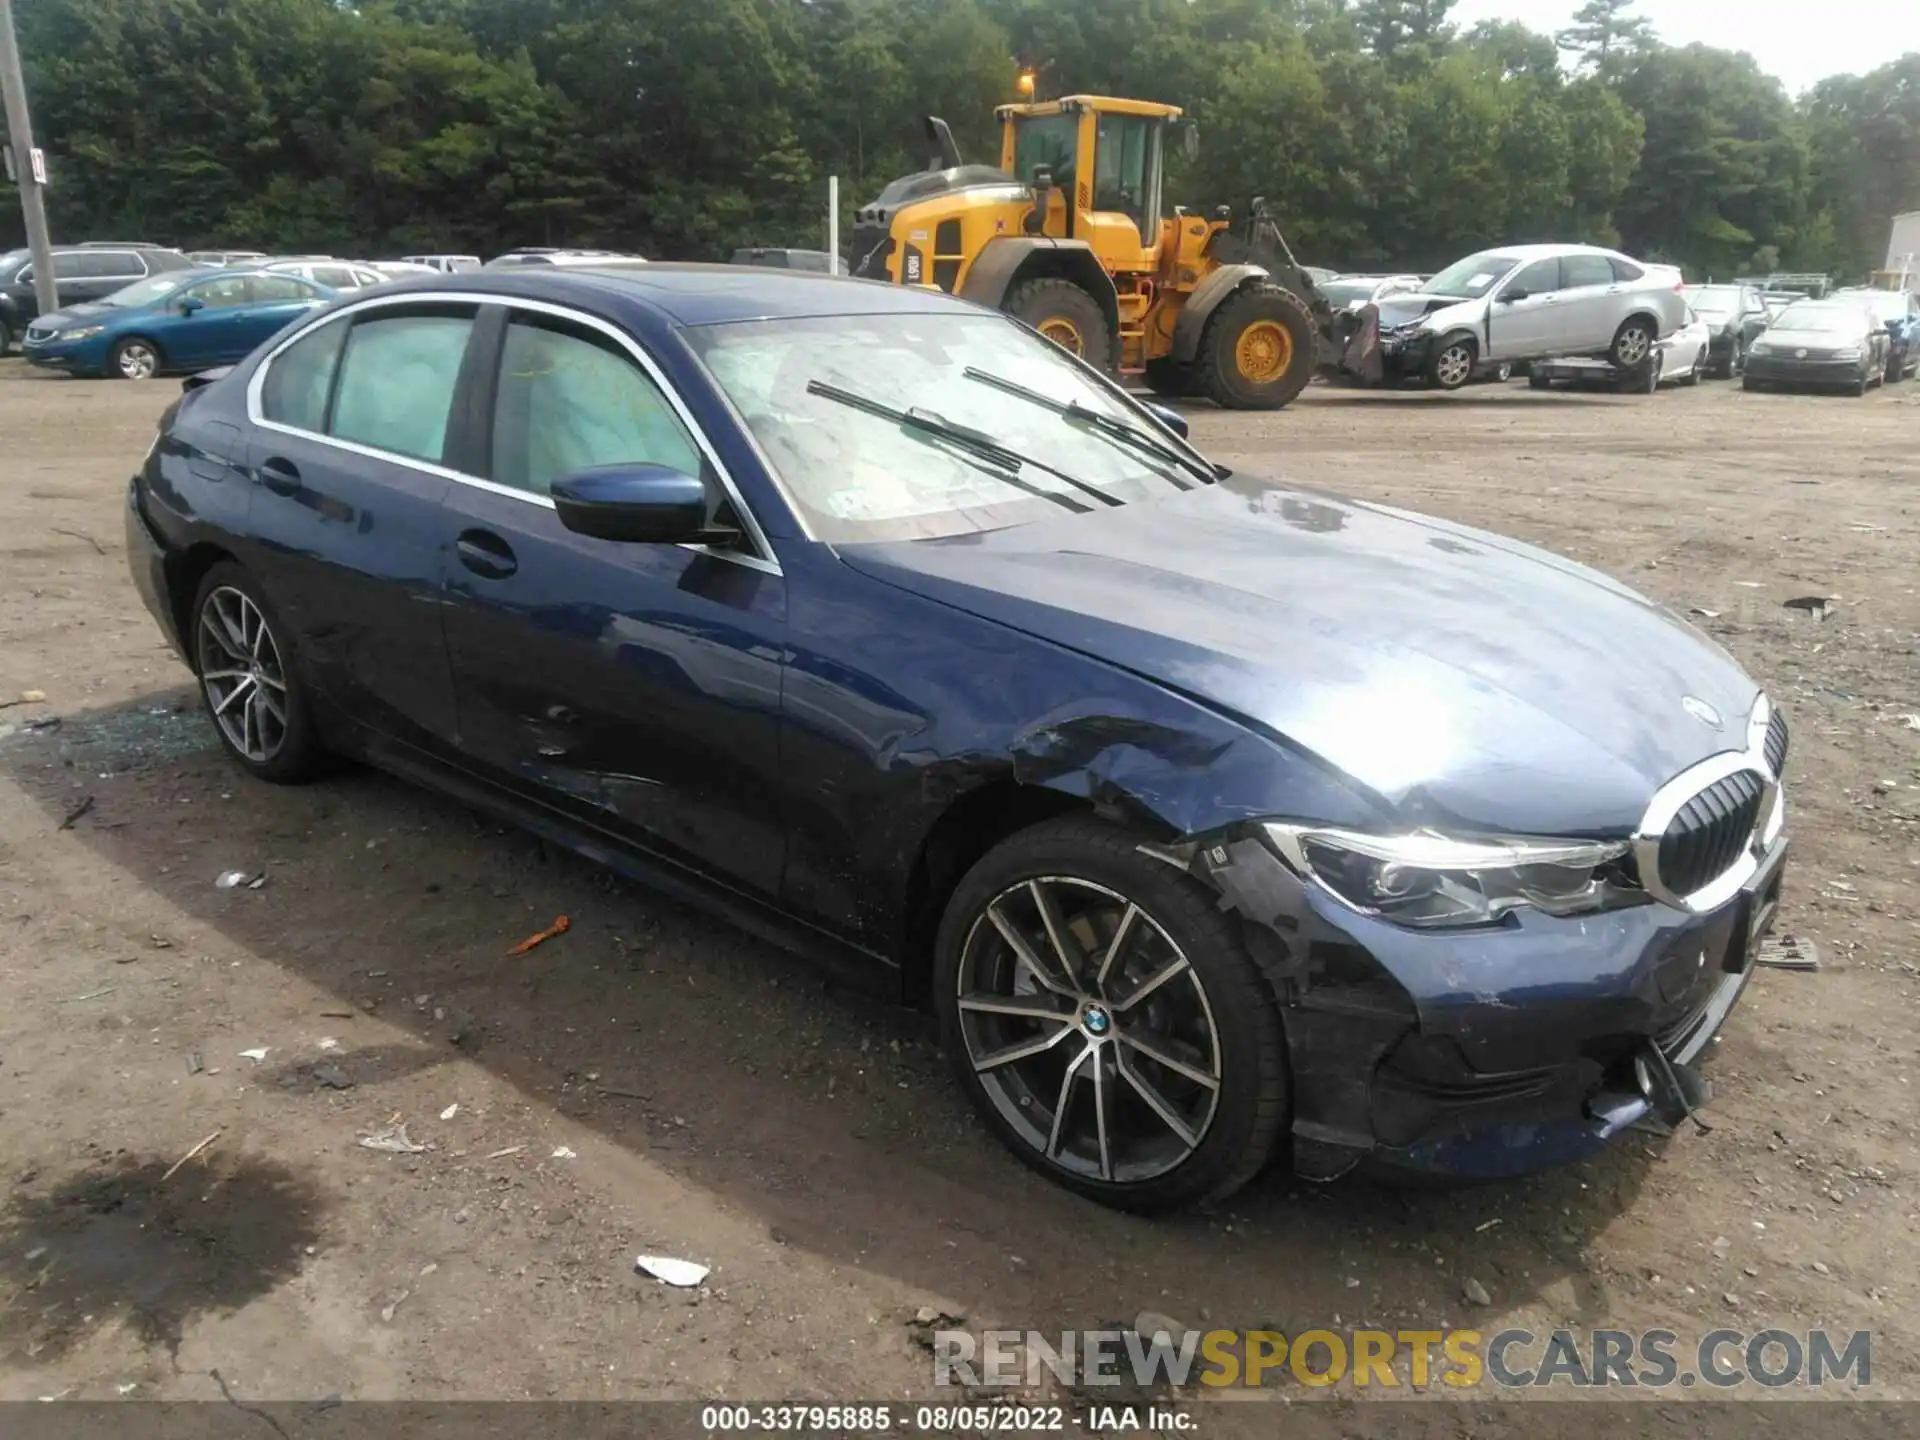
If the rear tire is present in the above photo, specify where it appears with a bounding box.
[1609,318,1656,371]
[1004,278,1113,373]
[1742,375,1762,392]
[1195,284,1317,410]
[933,815,1289,1212]
[1527,371,1551,391]
[0,318,12,355]
[1682,353,1702,386]
[191,562,326,784]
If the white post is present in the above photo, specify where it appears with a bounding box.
[828,174,840,275]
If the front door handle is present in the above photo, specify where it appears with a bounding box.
[456,528,518,580]
[259,456,301,496]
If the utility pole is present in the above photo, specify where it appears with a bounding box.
[0,0,57,318]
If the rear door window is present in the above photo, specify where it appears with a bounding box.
[249,274,319,303]
[1562,254,1616,289]
[261,319,348,433]
[185,275,254,310]
[330,311,475,464]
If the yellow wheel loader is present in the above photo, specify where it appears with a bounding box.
[848,95,1381,408]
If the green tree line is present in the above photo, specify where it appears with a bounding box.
[2,0,1914,281]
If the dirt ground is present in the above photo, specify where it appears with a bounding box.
[0,358,1916,1429]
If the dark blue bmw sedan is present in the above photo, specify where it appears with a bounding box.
[125,266,1789,1210]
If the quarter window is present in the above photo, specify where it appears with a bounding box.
[312,266,358,289]
[1608,256,1645,284]
[489,315,700,496]
[331,312,475,464]
[261,319,347,433]
[1562,254,1616,289]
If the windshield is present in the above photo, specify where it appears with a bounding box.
[103,274,189,308]
[1318,280,1377,307]
[1771,305,1862,335]
[0,248,27,281]
[1689,285,1742,317]
[686,312,1201,543]
[1012,114,1077,186]
[1423,251,1521,300]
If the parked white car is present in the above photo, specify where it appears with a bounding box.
[1376,244,1688,390]
[401,254,483,273]
[264,259,390,290]
[1655,307,1712,386]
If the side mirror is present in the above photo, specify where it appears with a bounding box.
[177,295,205,315]
[1498,288,1527,304]
[551,464,734,545]
[1141,401,1189,440]
[1180,122,1200,163]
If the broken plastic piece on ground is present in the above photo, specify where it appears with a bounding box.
[440,1103,459,1120]
[636,1255,709,1287]
[359,1123,427,1154]
[506,914,571,956]
[239,1047,269,1062]
[217,870,264,889]
[1781,595,1835,619]
[1755,935,1820,971]
[551,1145,577,1159]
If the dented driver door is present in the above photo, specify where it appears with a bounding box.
[436,304,790,898]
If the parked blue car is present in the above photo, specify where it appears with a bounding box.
[23,268,334,380]
[125,267,1789,1210]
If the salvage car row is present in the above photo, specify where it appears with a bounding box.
[1336,245,1919,394]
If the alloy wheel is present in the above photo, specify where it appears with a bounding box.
[117,341,158,380]
[197,586,289,763]
[1615,327,1651,367]
[955,876,1221,1183]
[1435,345,1474,388]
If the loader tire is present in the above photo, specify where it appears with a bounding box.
[1196,284,1316,410]
[1004,278,1113,372]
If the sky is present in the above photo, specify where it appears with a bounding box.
[1448,0,1916,94]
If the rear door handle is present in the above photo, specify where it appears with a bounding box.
[259,456,300,496]
[456,528,518,580]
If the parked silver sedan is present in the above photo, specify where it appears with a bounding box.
[1376,244,1688,390]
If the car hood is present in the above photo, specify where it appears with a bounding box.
[30,303,115,330]
[1374,291,1487,333]
[839,477,1759,837]
[1761,325,1864,346]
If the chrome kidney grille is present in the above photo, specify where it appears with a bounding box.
[1633,698,1787,913]
[1657,769,1765,898]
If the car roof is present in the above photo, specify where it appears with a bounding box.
[368,263,969,326]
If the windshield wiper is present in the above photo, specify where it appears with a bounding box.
[963,367,1213,488]
[806,380,1122,512]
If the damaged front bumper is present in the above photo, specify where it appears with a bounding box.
[1191,823,1787,1182]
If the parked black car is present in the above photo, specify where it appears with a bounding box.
[731,247,842,274]
[0,243,194,352]
[1686,284,1771,377]
[127,266,1790,1211]
[1742,300,1891,395]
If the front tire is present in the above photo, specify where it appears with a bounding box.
[192,562,325,783]
[109,335,162,381]
[1195,285,1317,410]
[933,816,1288,1212]
[1142,356,1195,399]
[1426,336,1477,391]
[1004,278,1113,373]
[1610,318,1655,371]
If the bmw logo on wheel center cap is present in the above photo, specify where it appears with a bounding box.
[1081,1003,1112,1036]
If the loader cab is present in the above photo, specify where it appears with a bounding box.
[997,96,1180,271]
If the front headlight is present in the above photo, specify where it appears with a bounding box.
[1262,823,1632,929]
[59,324,105,341]
[1833,346,1863,361]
